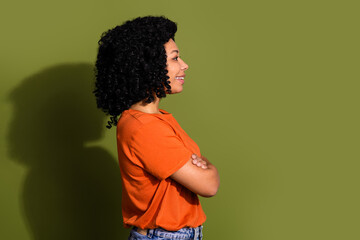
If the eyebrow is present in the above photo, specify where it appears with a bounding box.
[170,50,179,54]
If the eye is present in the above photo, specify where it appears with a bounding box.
[173,56,179,61]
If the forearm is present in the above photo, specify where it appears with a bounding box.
[188,162,220,197]
[188,154,220,197]
[201,156,220,196]
[171,156,220,197]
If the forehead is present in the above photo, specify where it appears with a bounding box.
[164,39,179,53]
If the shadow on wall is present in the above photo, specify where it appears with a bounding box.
[7,63,129,240]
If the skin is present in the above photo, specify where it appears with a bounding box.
[164,38,189,94]
[130,39,220,197]
[171,154,220,198]
[191,154,208,169]
[129,39,188,113]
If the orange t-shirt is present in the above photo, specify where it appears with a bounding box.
[116,108,206,231]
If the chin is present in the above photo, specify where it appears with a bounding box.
[170,87,183,94]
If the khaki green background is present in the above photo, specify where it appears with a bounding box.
[1,0,359,239]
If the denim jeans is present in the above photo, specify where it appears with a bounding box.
[128,226,203,240]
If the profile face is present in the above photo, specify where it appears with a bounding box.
[164,39,189,94]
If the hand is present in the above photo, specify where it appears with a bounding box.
[191,154,208,169]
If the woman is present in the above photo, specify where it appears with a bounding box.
[94,16,220,240]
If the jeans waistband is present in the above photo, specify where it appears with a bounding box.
[134,225,203,239]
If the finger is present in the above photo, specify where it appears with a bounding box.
[192,156,208,168]
[199,159,207,165]
[199,161,207,169]
[196,155,205,162]
[196,161,207,168]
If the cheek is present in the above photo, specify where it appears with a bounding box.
[167,63,180,76]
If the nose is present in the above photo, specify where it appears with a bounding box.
[180,58,189,71]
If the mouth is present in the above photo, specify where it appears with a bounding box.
[175,75,185,84]
[175,75,185,80]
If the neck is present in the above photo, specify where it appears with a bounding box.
[130,96,162,114]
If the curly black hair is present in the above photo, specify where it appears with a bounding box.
[93,16,177,129]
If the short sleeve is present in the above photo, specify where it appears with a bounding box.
[130,119,192,180]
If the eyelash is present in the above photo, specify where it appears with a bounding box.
[173,56,180,61]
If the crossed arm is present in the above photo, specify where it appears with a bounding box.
[170,154,220,198]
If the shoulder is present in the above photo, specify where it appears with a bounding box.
[118,111,174,141]
[132,117,175,141]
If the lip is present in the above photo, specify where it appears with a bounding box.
[175,75,185,84]
[175,74,185,84]
[176,79,184,84]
